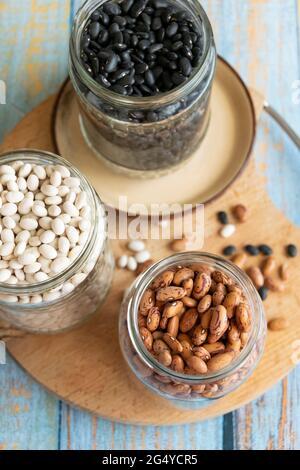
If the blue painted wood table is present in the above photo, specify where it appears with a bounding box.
[0,0,299,450]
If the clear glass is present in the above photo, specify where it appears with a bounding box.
[119,252,266,409]
[69,0,217,177]
[0,150,114,334]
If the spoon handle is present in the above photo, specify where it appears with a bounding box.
[264,101,300,149]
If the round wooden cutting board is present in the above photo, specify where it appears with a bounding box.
[1,70,300,425]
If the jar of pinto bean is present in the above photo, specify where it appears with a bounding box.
[69,0,216,177]
[119,252,266,408]
[0,150,114,334]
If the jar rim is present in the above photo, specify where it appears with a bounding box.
[69,0,216,109]
[127,251,265,383]
[0,148,106,298]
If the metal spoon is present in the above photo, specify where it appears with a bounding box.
[264,101,300,149]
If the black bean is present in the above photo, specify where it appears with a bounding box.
[223,246,237,257]
[172,41,183,51]
[91,57,100,75]
[166,22,179,37]
[91,10,101,21]
[98,29,109,45]
[131,34,139,47]
[109,22,120,34]
[131,53,144,63]
[192,46,202,60]
[139,84,152,95]
[135,74,145,85]
[122,0,134,14]
[114,15,127,27]
[105,53,119,73]
[126,86,134,95]
[152,65,163,79]
[258,287,269,302]
[99,11,110,26]
[146,111,159,122]
[145,69,155,87]
[156,27,165,42]
[182,45,193,60]
[152,16,162,31]
[136,21,150,33]
[111,84,128,95]
[162,9,172,24]
[132,85,143,96]
[98,50,112,61]
[118,74,135,86]
[81,35,91,50]
[166,52,178,61]
[244,245,260,256]
[258,244,273,256]
[171,71,186,86]
[135,62,148,74]
[217,211,229,225]
[130,0,148,18]
[149,43,163,54]
[183,32,193,48]
[112,30,123,44]
[141,12,151,26]
[103,2,121,16]
[90,40,101,51]
[110,68,130,82]
[95,74,111,88]
[168,61,177,71]
[173,33,182,42]
[139,39,150,50]
[89,22,101,39]
[179,57,192,76]
[287,244,298,258]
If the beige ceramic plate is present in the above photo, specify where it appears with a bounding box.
[53,57,256,216]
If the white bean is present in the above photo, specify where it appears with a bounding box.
[18,163,32,178]
[58,237,70,254]
[48,205,61,217]
[33,165,46,180]
[39,244,57,260]
[55,165,70,178]
[50,171,62,187]
[128,240,145,252]
[34,272,49,282]
[29,236,42,247]
[31,295,43,304]
[0,269,12,282]
[32,202,48,217]
[18,248,39,266]
[66,226,79,244]
[51,218,65,236]
[17,176,27,191]
[44,196,62,206]
[16,230,30,243]
[135,250,151,264]
[27,174,39,191]
[40,230,55,244]
[117,255,128,269]
[50,256,70,274]
[41,183,58,197]
[79,219,91,232]
[39,216,52,230]
[220,224,236,239]
[20,216,38,231]
[57,185,69,197]
[2,216,16,229]
[71,273,87,286]
[0,203,17,216]
[24,262,41,274]
[0,242,14,257]
[63,201,79,217]
[1,229,14,243]
[18,198,33,215]
[7,181,19,192]
[127,256,138,271]
[0,165,15,175]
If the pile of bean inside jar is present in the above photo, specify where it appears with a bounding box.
[120,254,266,402]
[0,151,114,334]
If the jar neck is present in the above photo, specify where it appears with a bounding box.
[0,149,106,296]
[127,252,265,383]
[69,0,216,110]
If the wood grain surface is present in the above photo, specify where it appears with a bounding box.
[0,0,299,450]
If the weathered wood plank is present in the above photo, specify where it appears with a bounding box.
[59,405,224,450]
[0,354,59,450]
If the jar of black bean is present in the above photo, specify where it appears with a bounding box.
[69,0,216,177]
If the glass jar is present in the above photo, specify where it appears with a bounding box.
[69,0,216,177]
[119,252,266,408]
[0,150,114,334]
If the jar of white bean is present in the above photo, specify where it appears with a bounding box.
[0,149,114,333]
